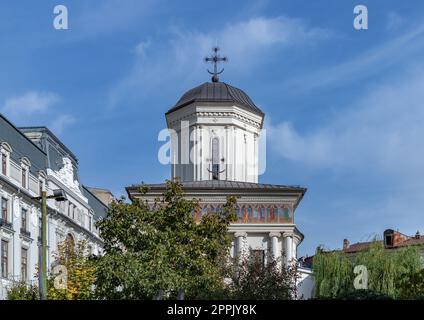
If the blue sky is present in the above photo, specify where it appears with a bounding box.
[1,0,424,256]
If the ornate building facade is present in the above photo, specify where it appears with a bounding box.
[126,58,314,298]
[0,115,109,299]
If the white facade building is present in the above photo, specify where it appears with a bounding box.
[0,116,108,299]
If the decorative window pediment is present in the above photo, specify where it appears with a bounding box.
[0,142,12,154]
[20,157,31,168]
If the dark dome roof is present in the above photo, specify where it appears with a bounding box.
[167,82,263,116]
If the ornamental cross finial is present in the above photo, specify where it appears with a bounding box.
[204,47,227,82]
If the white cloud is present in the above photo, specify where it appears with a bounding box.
[386,12,405,31]
[269,67,424,239]
[268,20,424,253]
[284,22,424,93]
[1,91,60,117]
[49,114,76,135]
[215,16,331,70]
[134,40,151,57]
[1,91,75,135]
[269,67,424,177]
[108,16,332,107]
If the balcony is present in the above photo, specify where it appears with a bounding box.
[20,228,31,238]
[0,218,13,230]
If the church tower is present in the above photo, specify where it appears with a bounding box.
[127,48,311,298]
[165,48,264,183]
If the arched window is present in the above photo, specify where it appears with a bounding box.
[211,137,220,180]
[0,142,12,177]
[20,157,31,190]
[65,233,75,257]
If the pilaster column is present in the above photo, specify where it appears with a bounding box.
[225,125,229,181]
[269,232,281,260]
[234,232,247,258]
[284,233,294,265]
[198,125,203,181]
[12,195,21,280]
[29,205,38,284]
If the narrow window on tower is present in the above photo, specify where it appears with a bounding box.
[212,137,219,180]
[1,152,7,176]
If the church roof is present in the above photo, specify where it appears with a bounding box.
[167,82,264,116]
[127,180,306,209]
[127,180,306,196]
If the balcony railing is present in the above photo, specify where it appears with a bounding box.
[0,218,13,230]
[20,228,31,238]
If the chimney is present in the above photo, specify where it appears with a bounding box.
[415,231,421,239]
[343,239,350,250]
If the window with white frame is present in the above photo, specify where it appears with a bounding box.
[20,158,30,189]
[21,208,28,231]
[21,247,28,281]
[1,239,9,278]
[1,152,7,176]
[89,215,93,232]
[1,197,8,223]
[0,143,11,177]
[22,168,27,188]
[211,137,220,180]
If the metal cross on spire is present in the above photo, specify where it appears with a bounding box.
[204,47,227,82]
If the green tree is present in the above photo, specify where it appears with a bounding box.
[356,242,421,298]
[95,179,237,299]
[398,269,424,299]
[47,239,96,300]
[225,253,299,300]
[312,248,354,299]
[6,281,39,300]
[313,241,423,299]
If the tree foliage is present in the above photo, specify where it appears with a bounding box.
[356,242,421,297]
[312,248,353,298]
[225,253,299,300]
[6,281,39,300]
[48,239,96,300]
[95,179,237,299]
[397,268,424,299]
[313,241,423,299]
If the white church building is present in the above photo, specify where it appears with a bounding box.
[127,49,314,299]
